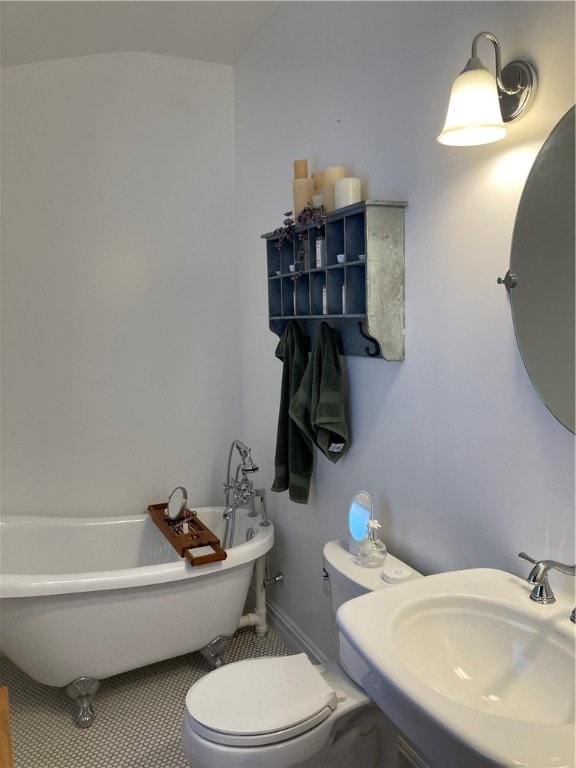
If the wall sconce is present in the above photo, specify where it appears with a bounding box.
[437,32,536,146]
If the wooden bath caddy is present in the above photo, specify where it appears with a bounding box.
[148,503,227,566]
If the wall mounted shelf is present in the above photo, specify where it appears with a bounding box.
[262,200,407,358]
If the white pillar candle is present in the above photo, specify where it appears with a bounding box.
[334,177,362,209]
[322,166,345,212]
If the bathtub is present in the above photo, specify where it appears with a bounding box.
[0,507,274,692]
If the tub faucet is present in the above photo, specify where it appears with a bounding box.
[223,478,253,520]
[518,552,576,605]
[223,440,270,527]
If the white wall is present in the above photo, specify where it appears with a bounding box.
[234,1,575,658]
[1,52,242,515]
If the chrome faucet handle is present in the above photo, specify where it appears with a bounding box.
[518,552,548,587]
[546,561,576,576]
[518,552,555,604]
[518,551,538,565]
[518,552,576,605]
[518,552,576,577]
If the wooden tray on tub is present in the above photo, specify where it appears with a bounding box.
[148,503,227,566]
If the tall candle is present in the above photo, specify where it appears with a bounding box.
[293,178,314,217]
[322,166,345,212]
[293,159,308,179]
[334,177,362,209]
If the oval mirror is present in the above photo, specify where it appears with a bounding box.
[509,105,575,433]
[348,490,373,554]
[167,486,187,520]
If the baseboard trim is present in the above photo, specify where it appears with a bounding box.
[265,598,330,666]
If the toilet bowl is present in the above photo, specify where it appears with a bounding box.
[182,654,388,767]
[182,539,421,768]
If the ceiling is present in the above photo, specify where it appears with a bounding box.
[0,1,283,67]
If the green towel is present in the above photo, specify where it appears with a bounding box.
[289,322,349,463]
[271,322,314,504]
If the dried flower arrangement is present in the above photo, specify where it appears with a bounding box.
[273,206,327,279]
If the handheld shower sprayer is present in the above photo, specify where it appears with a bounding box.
[240,449,259,475]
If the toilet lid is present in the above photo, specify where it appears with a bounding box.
[185,654,340,747]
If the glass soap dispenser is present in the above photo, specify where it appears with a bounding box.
[357,518,387,568]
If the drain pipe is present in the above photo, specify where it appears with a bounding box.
[238,556,268,636]
[238,556,283,637]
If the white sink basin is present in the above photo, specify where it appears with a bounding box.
[336,568,575,767]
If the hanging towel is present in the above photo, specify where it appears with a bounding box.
[271,321,314,504]
[289,322,349,463]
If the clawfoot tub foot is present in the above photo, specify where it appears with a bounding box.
[200,635,230,668]
[66,677,100,728]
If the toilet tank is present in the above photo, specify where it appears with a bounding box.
[323,539,421,615]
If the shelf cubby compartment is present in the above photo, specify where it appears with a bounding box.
[267,237,288,277]
[263,200,407,359]
[326,219,345,266]
[326,268,345,315]
[344,212,365,261]
[310,271,326,316]
[268,275,282,318]
[345,262,366,315]
[281,277,296,317]
[294,274,310,316]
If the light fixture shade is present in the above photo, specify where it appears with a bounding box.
[437,62,508,146]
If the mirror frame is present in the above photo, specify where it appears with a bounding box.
[167,486,188,520]
[509,105,575,433]
[348,490,373,549]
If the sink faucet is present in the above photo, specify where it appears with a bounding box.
[518,552,576,605]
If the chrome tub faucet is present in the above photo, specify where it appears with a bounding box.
[518,552,576,605]
[223,440,271,527]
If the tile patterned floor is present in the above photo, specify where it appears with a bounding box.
[1,625,292,768]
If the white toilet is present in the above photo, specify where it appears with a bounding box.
[181,539,421,768]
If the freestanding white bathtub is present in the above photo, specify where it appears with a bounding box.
[0,507,274,725]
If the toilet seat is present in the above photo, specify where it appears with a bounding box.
[185,654,341,747]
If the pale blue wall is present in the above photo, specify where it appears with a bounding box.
[234,1,575,657]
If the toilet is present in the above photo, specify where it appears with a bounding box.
[181,539,421,768]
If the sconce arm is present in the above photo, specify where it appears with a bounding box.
[471,31,523,96]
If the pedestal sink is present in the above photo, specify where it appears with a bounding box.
[336,568,575,767]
